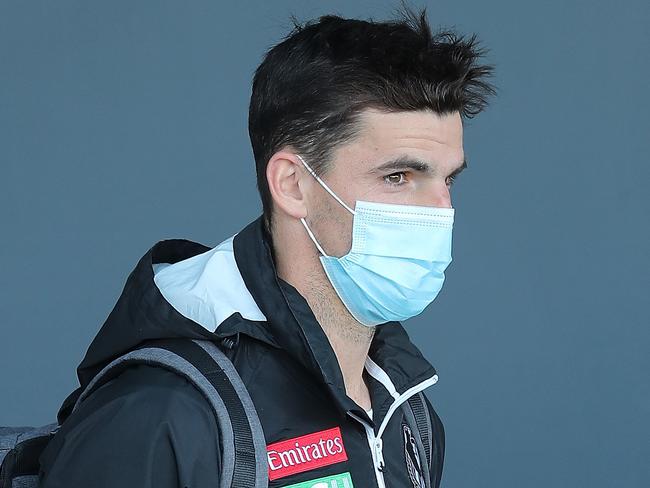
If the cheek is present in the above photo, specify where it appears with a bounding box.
[311,195,354,257]
[332,212,354,256]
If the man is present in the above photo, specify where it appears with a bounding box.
[39,6,495,488]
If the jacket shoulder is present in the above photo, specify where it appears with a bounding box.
[39,364,222,487]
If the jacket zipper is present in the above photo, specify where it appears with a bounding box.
[347,373,439,488]
[348,413,387,488]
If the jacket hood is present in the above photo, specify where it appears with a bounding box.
[57,215,439,426]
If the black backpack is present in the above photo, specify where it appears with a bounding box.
[1,337,436,488]
[0,338,268,488]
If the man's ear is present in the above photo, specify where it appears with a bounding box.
[266,151,309,220]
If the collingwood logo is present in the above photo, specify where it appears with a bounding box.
[266,427,348,481]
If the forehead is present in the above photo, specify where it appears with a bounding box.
[334,108,464,172]
[359,107,462,150]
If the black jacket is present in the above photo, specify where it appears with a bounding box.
[39,216,445,488]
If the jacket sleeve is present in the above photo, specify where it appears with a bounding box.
[424,395,445,488]
[39,365,222,488]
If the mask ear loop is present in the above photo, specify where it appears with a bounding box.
[300,218,329,257]
[296,154,357,258]
[296,154,356,216]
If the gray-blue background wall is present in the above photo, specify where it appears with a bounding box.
[1,1,648,486]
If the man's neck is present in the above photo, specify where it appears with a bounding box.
[272,233,375,410]
[303,274,376,410]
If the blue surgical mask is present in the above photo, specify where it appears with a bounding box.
[296,154,454,327]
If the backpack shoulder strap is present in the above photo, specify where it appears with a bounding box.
[71,337,267,488]
[407,392,433,468]
[403,392,434,488]
[0,423,59,488]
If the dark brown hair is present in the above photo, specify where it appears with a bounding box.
[248,4,497,232]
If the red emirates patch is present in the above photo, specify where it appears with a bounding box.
[266,427,348,481]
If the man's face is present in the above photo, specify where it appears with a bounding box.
[304,108,465,258]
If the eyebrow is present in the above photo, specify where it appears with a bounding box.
[371,155,468,178]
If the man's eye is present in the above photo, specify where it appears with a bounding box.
[446,174,457,187]
[384,172,407,186]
